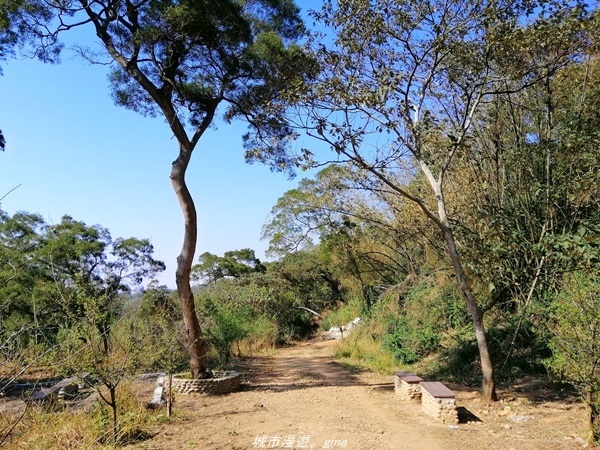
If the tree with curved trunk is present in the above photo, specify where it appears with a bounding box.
[253,0,593,401]
[12,0,313,378]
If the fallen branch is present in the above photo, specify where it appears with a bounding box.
[293,306,322,318]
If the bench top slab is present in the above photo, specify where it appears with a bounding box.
[420,381,456,398]
[30,376,79,401]
[394,371,423,383]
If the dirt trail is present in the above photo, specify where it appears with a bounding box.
[131,338,592,450]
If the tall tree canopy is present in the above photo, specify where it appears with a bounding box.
[0,210,164,351]
[252,0,596,401]
[8,0,314,377]
[263,164,437,290]
[191,248,265,284]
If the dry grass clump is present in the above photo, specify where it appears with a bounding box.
[0,381,156,449]
[331,320,398,375]
[1,406,98,450]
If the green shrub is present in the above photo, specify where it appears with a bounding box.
[195,278,312,346]
[377,282,466,365]
[321,296,363,331]
[382,314,437,364]
[243,315,278,355]
[544,271,600,443]
[204,297,252,368]
[435,318,550,383]
[332,322,397,374]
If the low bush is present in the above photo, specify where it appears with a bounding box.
[332,324,397,374]
[320,296,363,331]
[0,381,155,449]
[241,315,279,356]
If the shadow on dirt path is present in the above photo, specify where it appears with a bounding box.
[154,340,450,449]
[127,338,591,450]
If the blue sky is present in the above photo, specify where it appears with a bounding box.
[0,37,316,288]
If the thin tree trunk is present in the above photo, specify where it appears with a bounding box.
[433,182,497,403]
[444,227,497,402]
[588,391,600,443]
[91,4,217,380]
[171,145,209,379]
[109,386,118,445]
[100,323,110,355]
[167,373,173,418]
[362,154,499,402]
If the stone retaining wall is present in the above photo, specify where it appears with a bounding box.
[171,371,241,395]
[420,381,458,424]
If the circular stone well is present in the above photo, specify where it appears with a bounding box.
[171,371,241,395]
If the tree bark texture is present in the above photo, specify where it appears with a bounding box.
[433,183,498,403]
[442,226,497,402]
[367,157,499,402]
[167,373,173,418]
[109,387,118,445]
[588,392,600,443]
[171,145,209,379]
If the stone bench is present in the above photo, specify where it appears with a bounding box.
[29,376,80,404]
[420,381,458,424]
[150,375,165,406]
[394,371,423,401]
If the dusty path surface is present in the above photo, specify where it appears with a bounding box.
[130,338,592,450]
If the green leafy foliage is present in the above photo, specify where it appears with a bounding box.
[379,282,467,365]
[438,319,550,383]
[138,283,187,375]
[0,210,164,359]
[191,248,265,284]
[545,271,600,442]
[195,279,284,366]
[383,314,440,365]
[0,0,56,65]
[267,249,344,312]
[6,0,314,378]
[455,54,600,317]
[204,297,252,368]
[9,0,315,171]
